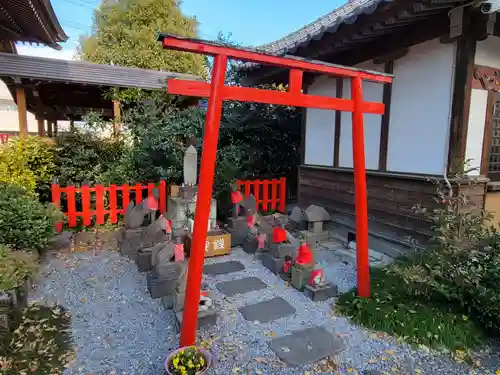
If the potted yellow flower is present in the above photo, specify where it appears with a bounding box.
[164,346,211,375]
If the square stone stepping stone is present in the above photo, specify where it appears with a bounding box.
[238,297,295,323]
[216,277,267,297]
[203,261,245,276]
[269,326,343,367]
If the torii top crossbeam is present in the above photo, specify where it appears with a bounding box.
[156,33,393,348]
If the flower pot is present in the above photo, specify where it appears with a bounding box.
[164,346,212,375]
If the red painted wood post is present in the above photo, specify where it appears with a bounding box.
[254,180,261,212]
[351,76,370,298]
[180,53,227,347]
[271,179,278,211]
[159,180,167,213]
[81,184,92,227]
[279,177,287,213]
[147,182,154,197]
[262,180,269,212]
[95,185,105,225]
[109,185,118,224]
[135,183,143,203]
[122,185,130,216]
[244,181,251,197]
[66,186,77,228]
[51,182,63,233]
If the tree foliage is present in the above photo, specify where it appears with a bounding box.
[78,0,206,79]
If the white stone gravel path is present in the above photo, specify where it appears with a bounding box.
[29,236,499,375]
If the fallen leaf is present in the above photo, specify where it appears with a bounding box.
[254,357,267,363]
[368,358,377,364]
[385,350,394,355]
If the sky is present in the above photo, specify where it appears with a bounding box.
[17,0,345,61]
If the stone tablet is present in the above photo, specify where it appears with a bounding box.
[183,145,198,186]
[269,326,343,367]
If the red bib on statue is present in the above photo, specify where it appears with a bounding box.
[296,242,313,265]
[246,215,255,228]
[273,227,287,243]
[231,190,243,204]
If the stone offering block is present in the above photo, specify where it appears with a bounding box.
[229,227,247,247]
[216,277,267,297]
[270,243,296,259]
[118,227,146,260]
[291,265,313,292]
[175,308,217,331]
[203,261,245,276]
[172,290,186,312]
[147,273,178,299]
[269,326,343,367]
[186,230,232,258]
[303,283,338,302]
[261,253,284,275]
[239,297,296,323]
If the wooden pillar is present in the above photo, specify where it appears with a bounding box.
[70,119,75,131]
[448,11,477,173]
[378,60,394,171]
[53,121,58,137]
[47,120,53,137]
[16,87,28,138]
[37,117,45,136]
[113,100,121,135]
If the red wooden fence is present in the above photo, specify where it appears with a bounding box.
[51,177,286,231]
[51,181,167,232]
[236,177,286,213]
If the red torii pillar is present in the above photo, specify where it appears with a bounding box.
[157,33,393,347]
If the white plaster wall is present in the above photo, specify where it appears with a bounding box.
[303,75,337,166]
[475,35,500,68]
[338,61,384,169]
[387,38,455,175]
[465,36,500,175]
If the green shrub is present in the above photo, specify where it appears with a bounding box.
[54,128,126,186]
[0,245,38,291]
[0,136,57,200]
[0,141,37,195]
[0,183,62,251]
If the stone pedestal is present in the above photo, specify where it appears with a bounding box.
[303,283,338,302]
[161,294,173,310]
[261,253,284,275]
[179,185,198,200]
[172,290,186,313]
[118,227,146,260]
[175,308,217,331]
[228,217,248,247]
[270,243,296,259]
[299,229,328,255]
[147,262,184,299]
[291,265,313,291]
[136,248,153,272]
[167,196,216,231]
[243,235,258,254]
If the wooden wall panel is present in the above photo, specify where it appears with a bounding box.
[298,166,487,237]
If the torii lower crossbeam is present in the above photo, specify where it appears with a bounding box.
[157,33,393,348]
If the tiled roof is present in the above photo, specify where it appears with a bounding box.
[0,52,200,89]
[257,0,388,56]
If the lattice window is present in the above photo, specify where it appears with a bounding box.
[488,99,500,179]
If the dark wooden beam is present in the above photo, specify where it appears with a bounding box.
[300,86,308,165]
[379,60,394,171]
[334,14,450,66]
[333,78,343,167]
[447,10,476,174]
[480,92,497,176]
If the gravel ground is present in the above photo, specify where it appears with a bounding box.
[30,232,499,375]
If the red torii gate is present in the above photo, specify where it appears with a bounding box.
[157,33,393,347]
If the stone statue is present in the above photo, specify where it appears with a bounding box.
[183,145,198,187]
